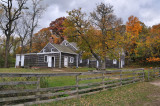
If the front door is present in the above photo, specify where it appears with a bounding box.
[52,57,55,67]
[48,56,52,67]
[64,56,68,67]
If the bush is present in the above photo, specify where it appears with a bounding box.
[40,77,49,88]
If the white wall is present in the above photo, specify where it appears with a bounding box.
[15,54,24,67]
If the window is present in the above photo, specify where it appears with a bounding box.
[70,57,74,63]
[51,48,54,52]
[44,55,48,62]
[113,59,117,64]
[65,42,69,46]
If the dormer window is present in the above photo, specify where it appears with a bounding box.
[65,42,69,46]
[51,48,54,52]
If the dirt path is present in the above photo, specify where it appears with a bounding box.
[144,80,160,106]
[150,80,160,87]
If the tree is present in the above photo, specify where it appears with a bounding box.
[0,0,27,67]
[63,8,100,61]
[90,3,122,68]
[145,24,160,62]
[125,15,142,62]
[27,0,45,52]
[64,3,123,69]
[32,28,52,52]
[15,13,30,65]
[49,17,66,43]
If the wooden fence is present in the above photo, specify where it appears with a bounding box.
[147,67,160,81]
[0,68,145,105]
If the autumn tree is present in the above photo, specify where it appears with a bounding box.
[32,28,52,52]
[90,3,122,68]
[145,24,160,62]
[125,15,142,62]
[49,17,66,43]
[134,22,151,63]
[64,3,123,69]
[0,0,27,67]
[63,8,100,63]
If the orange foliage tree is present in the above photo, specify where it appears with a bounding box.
[32,28,52,52]
[63,4,123,69]
[124,15,142,61]
[49,17,66,43]
[145,24,160,62]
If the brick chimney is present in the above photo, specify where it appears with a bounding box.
[49,37,53,43]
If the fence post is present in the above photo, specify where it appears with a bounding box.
[102,72,105,90]
[76,75,79,99]
[36,77,40,101]
[142,69,145,81]
[159,68,160,77]
[120,70,122,86]
[132,70,135,83]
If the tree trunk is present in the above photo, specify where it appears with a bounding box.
[29,38,32,53]
[4,36,10,68]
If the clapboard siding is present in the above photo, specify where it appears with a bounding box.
[61,53,77,68]
[24,54,38,68]
[37,54,48,67]
[40,43,58,53]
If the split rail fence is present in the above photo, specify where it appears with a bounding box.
[0,68,145,105]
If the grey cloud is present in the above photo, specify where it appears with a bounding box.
[37,0,160,31]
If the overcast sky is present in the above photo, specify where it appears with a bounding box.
[36,0,160,31]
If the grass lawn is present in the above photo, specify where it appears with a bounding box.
[33,81,160,106]
[0,67,94,73]
[0,67,120,73]
[0,67,160,105]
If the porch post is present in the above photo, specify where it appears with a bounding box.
[76,55,78,68]
[59,52,61,68]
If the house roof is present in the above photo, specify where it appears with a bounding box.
[61,40,79,50]
[70,42,79,50]
[51,43,77,54]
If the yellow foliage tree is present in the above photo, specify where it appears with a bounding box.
[125,15,142,61]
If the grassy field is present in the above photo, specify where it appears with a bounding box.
[33,81,160,106]
[0,67,97,73]
[0,67,160,105]
[0,67,134,73]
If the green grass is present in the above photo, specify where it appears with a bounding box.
[0,67,97,73]
[33,81,160,106]
[1,67,160,105]
[0,67,123,73]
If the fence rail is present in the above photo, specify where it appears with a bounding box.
[0,68,146,105]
